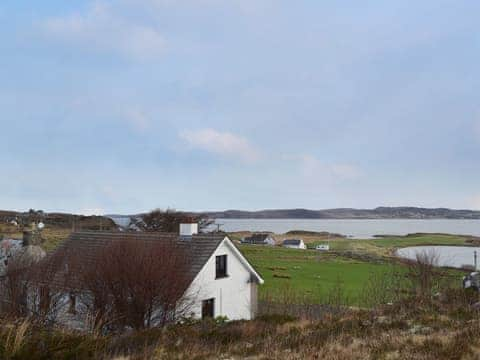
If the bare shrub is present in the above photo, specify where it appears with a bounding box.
[72,237,193,331]
[259,279,350,321]
[0,249,68,325]
[136,209,213,233]
[406,249,444,299]
[0,258,31,317]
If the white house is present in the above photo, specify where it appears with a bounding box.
[315,244,330,251]
[241,233,276,246]
[282,238,306,250]
[47,224,264,322]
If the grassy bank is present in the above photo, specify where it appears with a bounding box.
[2,291,480,360]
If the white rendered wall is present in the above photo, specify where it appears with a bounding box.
[184,238,255,320]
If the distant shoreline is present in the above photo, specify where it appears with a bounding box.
[203,207,480,220]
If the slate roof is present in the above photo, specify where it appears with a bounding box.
[282,239,303,246]
[46,231,226,290]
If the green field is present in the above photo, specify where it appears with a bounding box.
[308,234,469,254]
[240,234,469,306]
[240,245,400,305]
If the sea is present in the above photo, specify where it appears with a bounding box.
[107,216,480,239]
[214,219,480,239]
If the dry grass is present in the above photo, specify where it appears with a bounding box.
[0,224,71,252]
[3,294,480,360]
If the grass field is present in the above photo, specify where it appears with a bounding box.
[309,234,469,255]
[240,234,468,306]
[240,244,401,305]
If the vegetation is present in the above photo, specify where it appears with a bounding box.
[135,208,213,233]
[2,286,480,359]
[308,233,469,255]
[1,219,478,359]
[241,245,399,305]
[239,234,467,305]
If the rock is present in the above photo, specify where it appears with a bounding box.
[471,302,480,311]
[375,316,389,324]
[409,325,432,335]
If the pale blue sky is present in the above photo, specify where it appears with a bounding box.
[1,0,479,214]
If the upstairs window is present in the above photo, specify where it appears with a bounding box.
[215,255,228,279]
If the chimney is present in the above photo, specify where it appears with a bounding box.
[180,223,198,237]
[23,230,32,247]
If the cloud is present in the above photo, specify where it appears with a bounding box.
[42,2,166,60]
[298,155,362,181]
[469,195,480,210]
[139,0,274,15]
[124,109,150,133]
[78,208,105,216]
[475,120,480,141]
[180,128,260,163]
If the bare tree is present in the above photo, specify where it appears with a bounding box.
[0,249,68,325]
[0,258,31,317]
[136,208,213,233]
[73,237,194,331]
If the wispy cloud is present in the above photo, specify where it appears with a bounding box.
[42,2,166,60]
[475,119,480,141]
[78,208,105,216]
[124,109,151,133]
[470,195,480,210]
[180,128,260,163]
[298,155,362,181]
[138,0,274,15]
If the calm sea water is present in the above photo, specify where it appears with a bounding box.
[215,219,480,239]
[396,246,480,269]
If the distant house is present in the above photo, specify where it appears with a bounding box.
[44,223,264,324]
[241,233,276,246]
[315,244,330,251]
[282,239,306,250]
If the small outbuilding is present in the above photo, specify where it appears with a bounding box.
[315,244,330,251]
[241,233,276,246]
[282,239,306,250]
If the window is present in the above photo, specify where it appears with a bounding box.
[202,298,215,318]
[215,255,228,279]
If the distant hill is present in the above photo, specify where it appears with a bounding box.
[203,207,480,219]
[0,210,117,230]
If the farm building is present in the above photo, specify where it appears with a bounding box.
[282,238,306,250]
[241,233,276,246]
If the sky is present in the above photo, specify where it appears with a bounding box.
[1,0,480,214]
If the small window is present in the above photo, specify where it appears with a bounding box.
[215,255,228,279]
[202,298,215,318]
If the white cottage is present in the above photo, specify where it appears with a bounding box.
[48,224,264,322]
[282,238,306,250]
[241,233,276,246]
